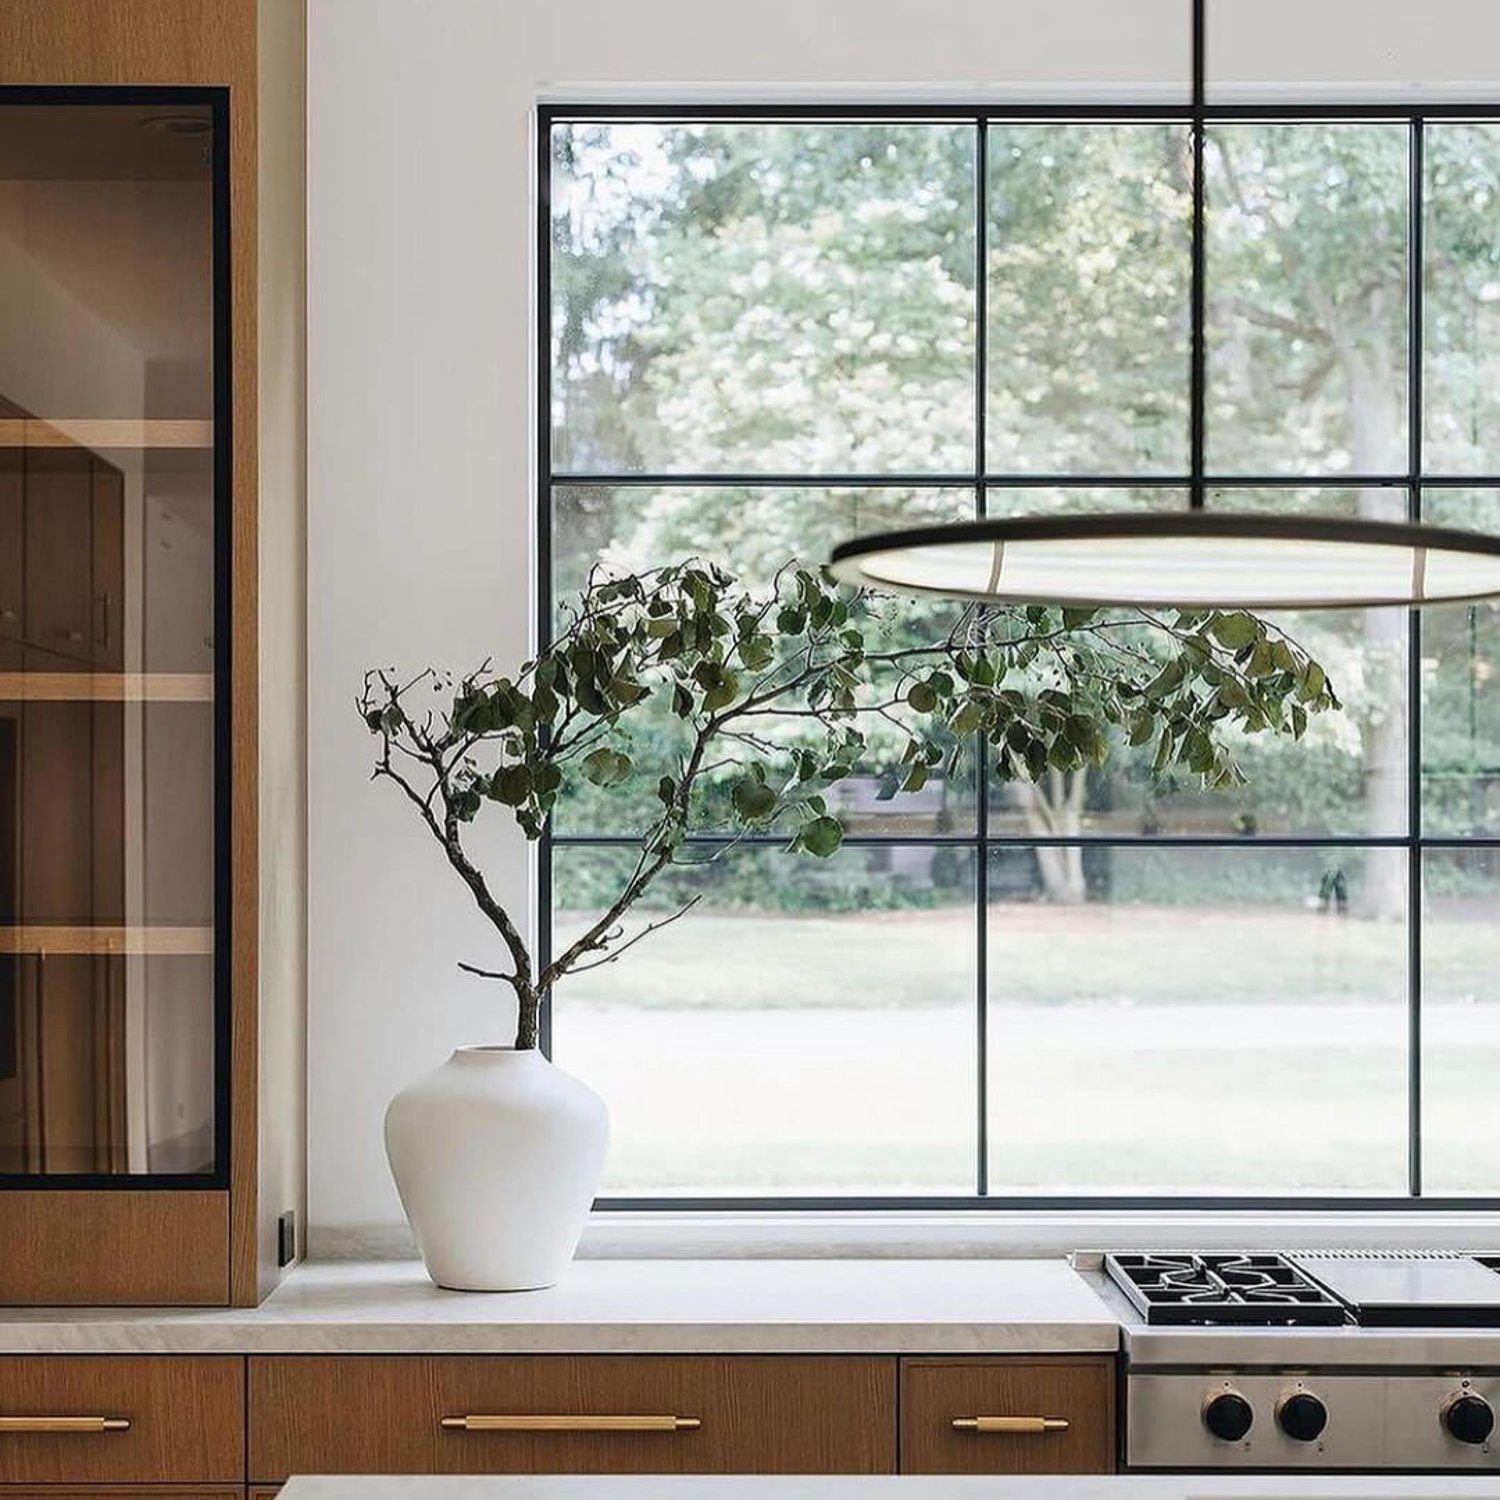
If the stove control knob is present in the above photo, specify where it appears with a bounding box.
[1444,1393,1494,1446]
[1277,1391,1328,1443]
[1203,1391,1254,1443]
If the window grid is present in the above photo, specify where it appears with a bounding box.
[537,101,1500,1211]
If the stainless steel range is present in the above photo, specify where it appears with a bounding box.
[1083,1249,1500,1472]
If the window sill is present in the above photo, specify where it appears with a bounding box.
[313,1208,1500,1263]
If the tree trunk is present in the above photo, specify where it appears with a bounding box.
[1345,347,1409,922]
[1015,769,1088,903]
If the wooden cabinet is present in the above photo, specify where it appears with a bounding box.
[248,1355,897,1481]
[899,1356,1116,1474]
[0,0,308,1307]
[0,1357,243,1485]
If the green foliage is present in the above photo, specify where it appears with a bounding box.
[360,562,1337,1044]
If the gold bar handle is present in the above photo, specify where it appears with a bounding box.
[953,1416,1069,1434]
[0,1417,130,1434]
[441,1415,700,1434]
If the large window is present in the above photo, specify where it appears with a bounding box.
[541,107,1500,1207]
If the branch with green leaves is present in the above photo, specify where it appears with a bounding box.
[360,561,1338,1048]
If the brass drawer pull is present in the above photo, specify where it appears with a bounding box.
[0,1416,131,1434]
[953,1416,1069,1434]
[441,1414,700,1433]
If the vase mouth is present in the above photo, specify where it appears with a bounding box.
[452,1044,543,1062]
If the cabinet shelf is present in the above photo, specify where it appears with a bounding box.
[0,672,214,702]
[0,926,214,956]
[0,417,214,450]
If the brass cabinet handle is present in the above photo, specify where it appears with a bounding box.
[441,1415,700,1433]
[953,1416,1069,1434]
[0,1416,131,1434]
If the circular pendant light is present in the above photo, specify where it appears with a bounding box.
[827,0,1500,612]
[828,512,1500,611]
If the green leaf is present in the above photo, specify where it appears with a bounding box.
[732,776,779,823]
[581,747,632,786]
[1062,606,1099,630]
[799,815,844,858]
[906,681,939,713]
[490,764,532,806]
[1210,611,1260,651]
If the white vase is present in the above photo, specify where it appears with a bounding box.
[384,1046,609,1291]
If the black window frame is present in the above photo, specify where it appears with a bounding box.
[538,98,1500,1212]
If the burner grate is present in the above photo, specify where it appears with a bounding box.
[1105,1252,1348,1326]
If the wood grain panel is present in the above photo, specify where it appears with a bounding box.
[0,927,214,956]
[0,1489,240,1497]
[0,419,214,450]
[0,1357,242,1483]
[0,675,214,703]
[249,1355,896,1480]
[899,1357,1116,1474]
[0,2,254,85]
[0,1193,227,1305]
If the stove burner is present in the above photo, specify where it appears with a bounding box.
[1106,1252,1348,1326]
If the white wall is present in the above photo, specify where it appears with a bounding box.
[306,0,1500,1239]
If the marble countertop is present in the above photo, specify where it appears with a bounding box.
[277,1478,1500,1499]
[0,1257,1120,1354]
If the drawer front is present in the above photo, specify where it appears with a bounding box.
[0,1491,240,1498]
[0,1358,243,1484]
[899,1357,1115,1474]
[249,1355,895,1479]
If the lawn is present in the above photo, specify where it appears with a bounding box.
[550,900,1500,1196]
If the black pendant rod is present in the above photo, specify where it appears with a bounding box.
[1189,0,1207,509]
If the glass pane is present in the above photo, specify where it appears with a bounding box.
[1423,848,1500,1195]
[551,844,977,1195]
[551,485,978,837]
[1421,489,1500,834]
[986,845,1408,1194]
[1425,124,1500,474]
[0,103,218,1176]
[986,123,1190,474]
[1206,123,1408,476]
[979,490,1408,838]
[551,122,976,475]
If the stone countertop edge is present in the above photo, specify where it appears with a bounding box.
[0,1257,1121,1355]
[276,1478,1500,1499]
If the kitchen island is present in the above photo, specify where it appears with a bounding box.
[278,1479,1500,1499]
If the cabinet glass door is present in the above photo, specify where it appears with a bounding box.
[0,95,224,1178]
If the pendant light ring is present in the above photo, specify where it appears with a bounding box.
[827,512,1500,611]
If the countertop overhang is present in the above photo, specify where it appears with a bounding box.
[0,1257,1120,1354]
[276,1478,1500,1499]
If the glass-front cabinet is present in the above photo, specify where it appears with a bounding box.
[0,94,225,1180]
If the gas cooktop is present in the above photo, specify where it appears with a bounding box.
[1106,1253,1347,1326]
[1106,1250,1500,1328]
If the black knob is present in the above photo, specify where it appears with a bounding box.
[1277,1391,1328,1443]
[1203,1391,1254,1442]
[1444,1393,1494,1446]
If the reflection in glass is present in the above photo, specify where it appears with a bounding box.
[987,124,1191,474]
[1423,849,1500,1194]
[0,103,217,1175]
[987,845,1408,1194]
[1206,124,1408,476]
[551,844,977,1195]
[551,121,976,475]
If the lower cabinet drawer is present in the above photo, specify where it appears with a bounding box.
[899,1357,1115,1474]
[0,1358,244,1485]
[249,1355,896,1478]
